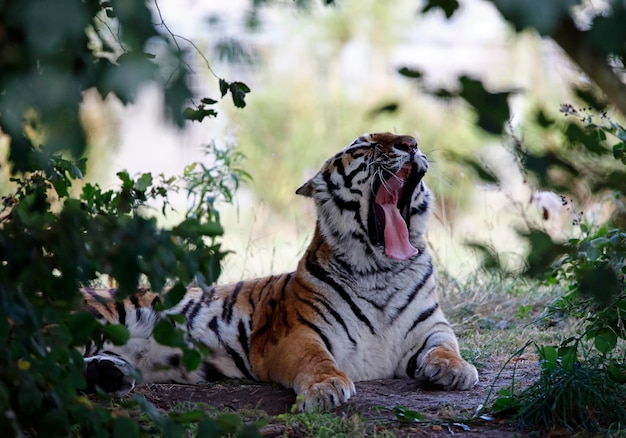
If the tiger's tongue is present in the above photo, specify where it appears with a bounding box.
[375,177,418,260]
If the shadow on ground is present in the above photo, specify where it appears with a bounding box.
[138,360,539,437]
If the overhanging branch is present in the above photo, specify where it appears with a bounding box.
[551,16,626,118]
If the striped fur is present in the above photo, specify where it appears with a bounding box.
[82,133,478,411]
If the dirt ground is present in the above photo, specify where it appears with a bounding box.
[138,358,540,437]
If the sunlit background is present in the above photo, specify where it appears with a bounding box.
[73,0,585,283]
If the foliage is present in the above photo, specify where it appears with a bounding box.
[492,344,626,432]
[0,144,254,436]
[0,0,248,175]
[416,1,626,433]
[472,110,626,433]
[0,0,258,436]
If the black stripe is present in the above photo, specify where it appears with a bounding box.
[332,194,360,213]
[167,354,181,367]
[202,360,226,381]
[84,339,94,356]
[322,170,339,192]
[208,316,254,380]
[254,317,270,338]
[248,278,266,313]
[187,300,203,330]
[129,295,142,323]
[331,255,354,277]
[115,301,126,325]
[180,299,195,317]
[408,322,453,378]
[406,332,436,378]
[305,257,375,335]
[294,288,357,346]
[223,344,255,380]
[391,262,434,322]
[208,316,220,336]
[279,275,292,329]
[237,319,249,357]
[297,312,333,355]
[222,281,244,323]
[338,161,367,189]
[405,303,439,336]
[410,199,429,216]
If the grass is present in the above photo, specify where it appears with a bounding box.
[437,268,577,366]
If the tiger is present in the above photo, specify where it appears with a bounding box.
[82,132,479,411]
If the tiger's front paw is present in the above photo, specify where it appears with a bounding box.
[298,376,356,412]
[421,347,478,390]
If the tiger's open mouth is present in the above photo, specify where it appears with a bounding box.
[369,163,424,260]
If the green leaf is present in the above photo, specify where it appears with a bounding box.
[368,102,399,118]
[392,406,425,423]
[229,82,251,108]
[564,123,607,155]
[134,173,153,192]
[153,319,185,348]
[216,414,244,432]
[557,345,577,371]
[236,424,263,438]
[103,324,130,346]
[397,66,423,79]
[164,283,188,309]
[458,76,512,135]
[18,381,43,413]
[521,229,567,277]
[182,348,201,371]
[492,0,578,36]
[538,345,558,365]
[197,418,225,437]
[594,328,617,354]
[169,408,206,424]
[492,395,518,412]
[421,0,459,18]
[219,78,229,97]
[68,312,99,346]
[160,417,186,438]
[535,109,554,128]
[102,53,157,104]
[114,417,139,438]
[460,157,498,184]
[172,219,224,238]
[465,241,502,271]
[588,3,626,56]
[607,361,626,384]
[183,106,218,122]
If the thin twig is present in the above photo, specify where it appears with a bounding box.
[152,0,220,80]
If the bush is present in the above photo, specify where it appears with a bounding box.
[486,110,626,433]
[0,145,253,436]
[0,1,255,436]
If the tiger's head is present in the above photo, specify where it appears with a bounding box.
[296,132,432,268]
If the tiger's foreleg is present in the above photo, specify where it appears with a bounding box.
[252,333,356,412]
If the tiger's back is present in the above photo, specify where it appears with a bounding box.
[83,133,478,411]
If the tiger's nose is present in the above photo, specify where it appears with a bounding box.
[394,136,418,153]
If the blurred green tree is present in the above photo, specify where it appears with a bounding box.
[415,0,626,433]
[0,1,255,436]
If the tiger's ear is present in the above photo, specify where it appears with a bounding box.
[296,178,315,198]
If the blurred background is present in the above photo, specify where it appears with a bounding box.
[12,0,591,282]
